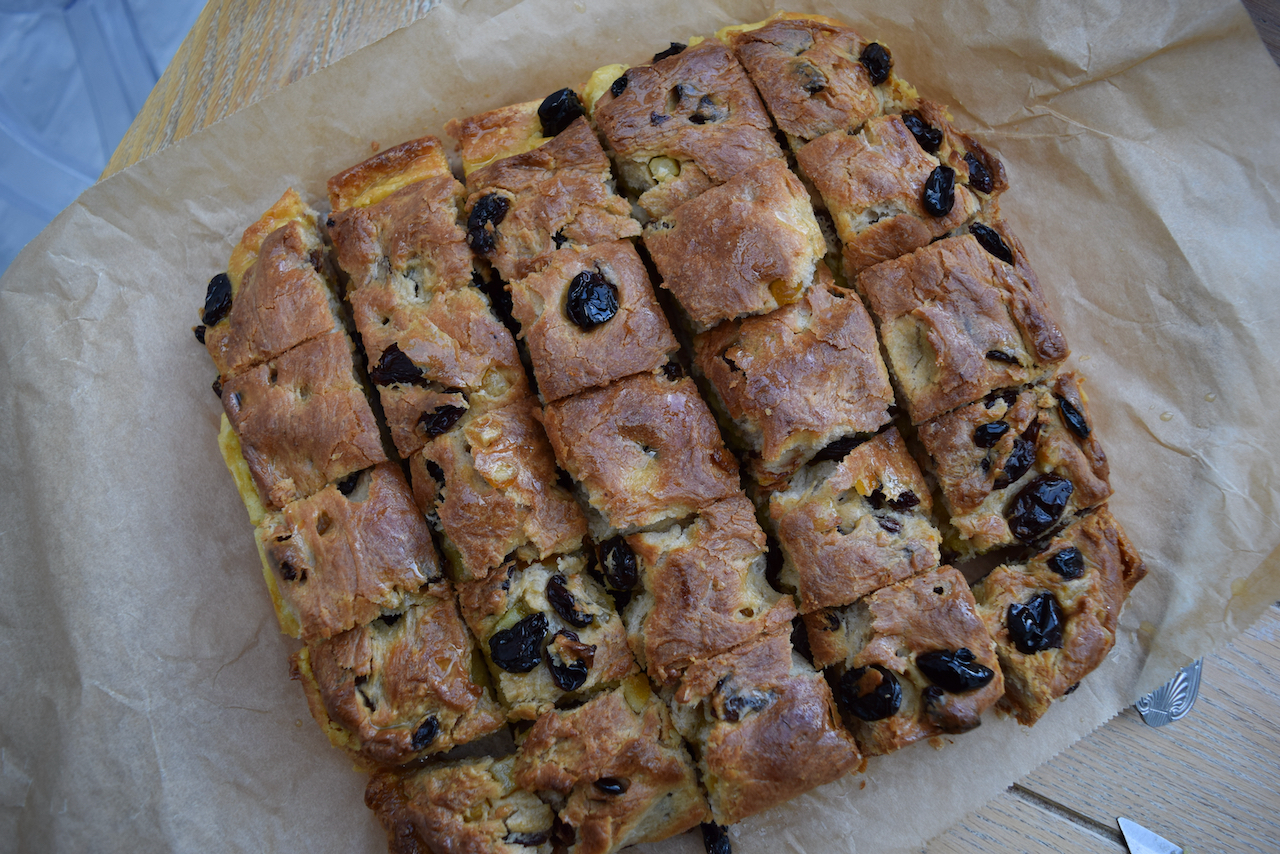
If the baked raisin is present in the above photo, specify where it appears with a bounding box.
[922,165,955,217]
[902,112,943,153]
[411,716,439,750]
[795,60,827,94]
[837,665,901,721]
[867,487,886,510]
[876,516,902,534]
[565,270,619,329]
[193,325,206,344]
[915,648,996,692]
[601,537,638,590]
[336,471,360,495]
[653,42,686,62]
[1007,474,1073,542]
[970,223,1013,264]
[714,680,772,721]
[1007,592,1064,654]
[538,88,584,137]
[887,491,920,512]
[424,460,445,488]
[974,421,1010,448]
[1057,395,1091,438]
[594,777,630,796]
[1047,546,1084,579]
[466,193,510,254]
[419,404,466,438]
[552,230,568,248]
[504,831,551,846]
[702,823,732,854]
[859,42,892,85]
[611,74,629,97]
[984,389,1018,410]
[689,93,727,125]
[212,378,222,398]
[203,272,233,326]
[985,349,1020,364]
[489,613,548,673]
[547,648,589,692]
[279,561,297,582]
[369,343,425,387]
[662,360,683,380]
[546,574,593,628]
[964,152,994,193]
[994,437,1035,490]
[1063,681,1081,695]
[813,435,862,463]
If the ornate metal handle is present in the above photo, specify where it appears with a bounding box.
[1135,658,1203,727]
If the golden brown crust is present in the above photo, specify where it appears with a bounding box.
[729,16,879,141]
[292,588,503,767]
[593,42,784,218]
[256,463,439,642]
[541,371,741,535]
[626,495,798,685]
[917,371,1112,553]
[508,241,677,402]
[644,158,824,329]
[974,508,1145,725]
[462,118,641,281]
[447,100,547,175]
[671,629,861,825]
[694,275,894,483]
[410,393,587,582]
[221,330,387,509]
[512,689,708,854]
[859,234,1069,424]
[327,136,455,213]
[768,428,941,612]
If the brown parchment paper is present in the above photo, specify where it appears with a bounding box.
[2,0,1279,851]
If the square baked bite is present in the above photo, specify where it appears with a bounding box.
[623,495,797,685]
[255,463,441,642]
[694,270,894,485]
[291,586,503,768]
[447,100,640,281]
[797,115,981,275]
[201,189,347,381]
[591,41,785,218]
[644,158,825,330]
[859,233,1069,424]
[804,566,1004,756]
[973,507,1146,725]
[917,370,1112,555]
[541,369,741,538]
[512,681,709,854]
[668,626,861,825]
[456,552,637,720]
[507,240,678,402]
[221,330,387,510]
[366,756,555,854]
[408,392,587,582]
[767,428,941,613]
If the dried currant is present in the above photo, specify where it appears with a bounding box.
[1057,395,1091,439]
[594,777,630,796]
[969,222,1013,264]
[336,471,360,495]
[504,831,551,847]
[812,435,861,463]
[922,165,955,217]
[1063,681,1081,695]
[538,88,584,138]
[369,343,425,387]
[279,561,298,581]
[1007,474,1073,542]
[193,325,206,344]
[876,516,902,534]
[915,648,996,693]
[702,823,732,854]
[902,112,943,153]
[411,716,439,750]
[1046,546,1085,579]
[974,420,1010,448]
[424,459,446,489]
[547,634,590,691]
[466,193,510,254]
[985,349,1021,365]
[964,151,994,193]
[887,490,920,512]
[993,437,1035,490]
[610,74,629,97]
[653,42,686,62]
[203,272,233,326]
[212,378,223,398]
[859,42,892,85]
[419,404,466,438]
[837,665,902,721]
[489,612,548,673]
[1007,592,1065,654]
[546,574,593,628]
[600,537,638,591]
[661,360,683,380]
[714,680,772,721]
[984,389,1018,410]
[565,270,619,329]
[794,60,827,94]
[689,93,727,124]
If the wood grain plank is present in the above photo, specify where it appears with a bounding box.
[1243,0,1280,65]
[926,789,1125,854]
[1016,605,1280,854]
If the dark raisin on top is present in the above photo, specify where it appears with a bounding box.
[887,490,920,512]
[1056,395,1091,439]
[336,471,361,496]
[901,112,943,153]
[1007,591,1065,654]
[369,343,426,387]
[993,419,1041,490]
[969,222,1014,265]
[279,561,297,581]
[876,516,903,534]
[858,42,892,85]
[546,574,594,628]
[794,60,827,94]
[812,435,862,463]
[714,682,773,722]
[411,716,439,750]
[610,74,629,97]
[701,822,732,854]
[1007,474,1074,542]
[325,216,336,229]
[914,648,996,693]
[547,631,591,692]
[193,325,206,344]
[600,537,639,591]
[537,88,585,137]
[653,42,686,62]
[661,360,683,380]
[921,165,956,217]
[986,349,1020,365]
[974,420,1011,448]
[984,389,1019,410]
[1046,546,1085,579]
[489,612,549,673]
[964,151,994,194]
[565,270,619,330]
[202,272,233,326]
[593,777,630,796]
[419,404,467,439]
[689,93,727,125]
[466,193,511,254]
[837,665,902,721]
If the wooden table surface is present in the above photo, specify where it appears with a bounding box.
[105,2,1280,851]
